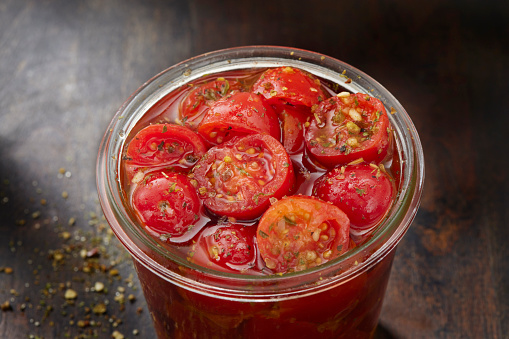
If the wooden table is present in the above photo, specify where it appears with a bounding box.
[1,1,507,338]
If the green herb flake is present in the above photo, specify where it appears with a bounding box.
[258,230,269,239]
[283,216,297,226]
[221,80,230,96]
[253,192,266,205]
[235,166,252,177]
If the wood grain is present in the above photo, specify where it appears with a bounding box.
[0,0,507,338]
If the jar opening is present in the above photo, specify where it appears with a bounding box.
[97,46,424,300]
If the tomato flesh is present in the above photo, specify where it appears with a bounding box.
[252,66,326,107]
[125,123,207,168]
[256,196,350,274]
[305,93,391,168]
[131,170,201,240]
[278,104,311,154]
[313,163,395,230]
[191,223,258,272]
[197,91,280,145]
[193,134,294,220]
[180,79,241,128]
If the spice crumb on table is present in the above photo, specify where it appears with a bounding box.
[0,167,149,338]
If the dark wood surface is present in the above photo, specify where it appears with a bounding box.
[1,1,507,338]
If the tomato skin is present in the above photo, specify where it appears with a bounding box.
[305,93,391,168]
[278,104,311,155]
[252,66,326,107]
[131,171,201,239]
[193,134,294,220]
[197,91,281,145]
[313,164,395,230]
[180,79,241,128]
[125,123,207,168]
[256,196,350,274]
[190,223,258,273]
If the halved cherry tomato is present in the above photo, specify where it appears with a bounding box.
[313,163,395,230]
[252,66,326,108]
[192,134,294,220]
[278,104,311,155]
[305,93,391,168]
[131,170,201,240]
[256,196,350,273]
[180,78,241,129]
[191,223,258,272]
[197,91,280,145]
[125,123,207,168]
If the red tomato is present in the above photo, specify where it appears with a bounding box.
[278,104,311,154]
[305,93,391,168]
[256,196,350,273]
[313,163,395,230]
[192,134,294,220]
[131,170,201,240]
[252,66,326,107]
[179,78,241,128]
[197,91,280,145]
[125,123,207,168]
[192,223,258,272]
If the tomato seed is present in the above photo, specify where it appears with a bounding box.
[306,250,317,261]
[312,229,321,242]
[347,137,358,147]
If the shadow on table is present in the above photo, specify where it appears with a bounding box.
[374,324,399,339]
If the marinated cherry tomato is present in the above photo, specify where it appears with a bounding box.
[192,223,258,272]
[197,91,280,145]
[278,104,311,154]
[252,66,326,107]
[256,196,350,273]
[180,78,241,128]
[305,93,391,168]
[125,123,207,168]
[313,163,395,230]
[131,170,201,240]
[193,134,294,220]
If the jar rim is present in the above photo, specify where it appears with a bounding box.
[96,46,424,301]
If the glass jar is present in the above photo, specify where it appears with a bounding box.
[97,46,424,339]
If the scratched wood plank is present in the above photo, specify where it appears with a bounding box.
[0,0,507,338]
